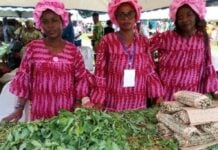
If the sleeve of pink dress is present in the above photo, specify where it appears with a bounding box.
[146,71,164,98]
[89,38,107,105]
[144,37,164,98]
[201,45,218,93]
[149,32,165,53]
[9,44,33,100]
[74,49,89,99]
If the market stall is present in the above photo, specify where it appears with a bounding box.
[1,0,218,149]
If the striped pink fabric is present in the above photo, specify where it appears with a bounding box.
[150,30,218,101]
[9,39,88,120]
[89,32,164,111]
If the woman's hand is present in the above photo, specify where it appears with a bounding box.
[154,97,164,106]
[2,108,23,123]
[93,103,104,111]
[81,97,104,110]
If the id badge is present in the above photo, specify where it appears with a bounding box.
[123,69,135,87]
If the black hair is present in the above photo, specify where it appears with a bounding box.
[106,20,112,26]
[92,12,99,17]
[3,17,8,24]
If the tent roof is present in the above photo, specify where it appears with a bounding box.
[0,0,171,12]
[0,0,216,16]
[141,6,218,20]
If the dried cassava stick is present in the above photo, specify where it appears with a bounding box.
[160,101,184,113]
[157,123,173,137]
[156,113,200,139]
[174,91,212,109]
[198,123,218,140]
[174,132,216,147]
[173,110,190,125]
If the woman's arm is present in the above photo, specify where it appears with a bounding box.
[2,98,26,122]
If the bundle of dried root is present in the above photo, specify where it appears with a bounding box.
[174,91,212,109]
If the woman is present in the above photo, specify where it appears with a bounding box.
[149,0,218,101]
[89,0,164,111]
[20,20,42,46]
[2,0,88,121]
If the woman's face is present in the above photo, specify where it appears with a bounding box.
[40,10,63,39]
[116,3,136,31]
[176,5,197,34]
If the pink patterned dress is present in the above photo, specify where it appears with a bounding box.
[90,33,164,111]
[150,30,218,101]
[9,39,88,120]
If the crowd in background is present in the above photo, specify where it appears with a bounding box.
[1,16,218,47]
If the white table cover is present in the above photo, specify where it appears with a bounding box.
[0,81,29,122]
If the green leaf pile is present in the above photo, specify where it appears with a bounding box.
[0,122,16,146]
[0,107,178,150]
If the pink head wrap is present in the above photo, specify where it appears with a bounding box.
[33,0,69,30]
[169,0,206,22]
[108,0,142,25]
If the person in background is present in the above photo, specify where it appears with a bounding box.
[13,20,42,58]
[2,17,9,43]
[149,0,218,101]
[88,0,164,111]
[104,20,114,35]
[13,21,23,39]
[89,12,104,61]
[0,21,4,42]
[2,17,14,43]
[2,0,89,122]
[207,22,214,39]
[136,21,147,36]
[0,20,23,76]
[73,21,82,47]
[136,21,141,33]
[215,22,218,45]
[19,20,42,46]
[62,13,75,44]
